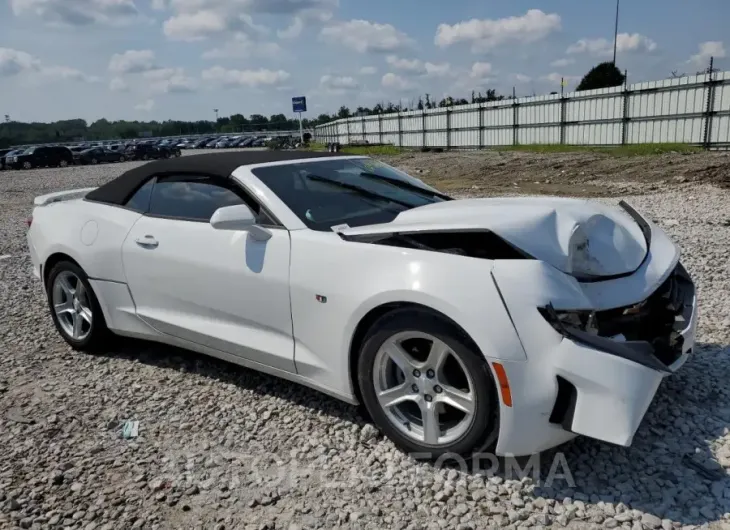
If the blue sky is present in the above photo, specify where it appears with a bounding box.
[1,0,727,123]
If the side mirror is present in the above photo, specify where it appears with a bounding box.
[210,204,272,241]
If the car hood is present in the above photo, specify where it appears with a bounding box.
[338,196,650,279]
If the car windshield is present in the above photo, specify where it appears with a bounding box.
[23,147,35,155]
[252,157,450,231]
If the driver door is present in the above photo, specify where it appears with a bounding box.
[121,174,295,373]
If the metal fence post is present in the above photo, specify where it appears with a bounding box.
[345,119,350,145]
[422,110,427,148]
[512,100,519,146]
[478,104,484,149]
[361,115,366,142]
[703,57,717,149]
[559,95,567,145]
[621,70,630,145]
[446,108,452,150]
[397,112,403,147]
[378,114,383,144]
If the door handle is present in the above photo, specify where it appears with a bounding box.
[135,235,159,249]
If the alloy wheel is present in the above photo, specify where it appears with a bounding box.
[52,271,93,341]
[373,331,476,446]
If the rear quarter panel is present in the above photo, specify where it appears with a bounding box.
[31,200,142,283]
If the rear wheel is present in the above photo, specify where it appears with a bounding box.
[59,159,68,168]
[91,158,98,165]
[23,161,32,169]
[119,155,126,162]
[357,308,498,460]
[142,154,149,160]
[46,261,110,352]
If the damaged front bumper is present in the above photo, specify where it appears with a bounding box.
[490,213,698,455]
[544,262,697,446]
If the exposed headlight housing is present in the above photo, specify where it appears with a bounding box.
[539,305,597,335]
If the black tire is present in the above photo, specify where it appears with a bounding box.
[59,159,69,168]
[91,158,98,165]
[23,161,32,170]
[119,155,126,162]
[46,261,111,352]
[357,308,498,460]
[142,154,149,161]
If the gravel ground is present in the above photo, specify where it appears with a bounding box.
[1,150,730,530]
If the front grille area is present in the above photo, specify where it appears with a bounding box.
[592,262,695,366]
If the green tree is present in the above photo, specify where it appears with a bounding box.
[576,62,626,91]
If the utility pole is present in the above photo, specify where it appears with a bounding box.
[213,108,219,121]
[612,0,620,65]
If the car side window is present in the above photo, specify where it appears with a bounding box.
[147,175,249,222]
[125,178,156,212]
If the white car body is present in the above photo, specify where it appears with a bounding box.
[27,154,698,456]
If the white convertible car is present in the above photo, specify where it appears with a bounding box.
[27,152,697,458]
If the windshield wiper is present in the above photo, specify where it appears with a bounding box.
[305,174,416,208]
[358,172,452,201]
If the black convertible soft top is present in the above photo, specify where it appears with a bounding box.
[85,151,346,206]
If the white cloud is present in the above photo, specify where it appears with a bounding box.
[134,99,155,112]
[424,62,450,78]
[359,66,377,75]
[513,73,532,83]
[151,0,166,9]
[381,72,413,91]
[201,34,282,59]
[0,47,97,82]
[541,72,580,85]
[163,0,335,41]
[384,55,450,78]
[0,47,41,76]
[567,33,657,57]
[550,58,574,68]
[435,9,561,53]
[109,77,129,92]
[144,67,197,93]
[201,66,291,88]
[386,55,422,72]
[688,41,726,69]
[470,62,493,79]
[320,19,413,53]
[320,74,359,93]
[10,0,140,26]
[40,66,100,83]
[108,50,158,74]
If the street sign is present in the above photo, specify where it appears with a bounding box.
[292,96,307,113]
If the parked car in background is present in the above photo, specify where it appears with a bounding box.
[0,149,12,169]
[193,137,214,149]
[205,138,221,148]
[8,145,74,169]
[239,137,255,147]
[157,144,182,158]
[251,138,267,147]
[1,149,27,170]
[76,147,127,165]
[124,144,164,161]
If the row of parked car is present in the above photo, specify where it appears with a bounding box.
[178,135,270,149]
[0,139,182,171]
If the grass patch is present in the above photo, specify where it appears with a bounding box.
[499,143,703,156]
[302,142,403,156]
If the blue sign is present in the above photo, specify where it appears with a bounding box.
[292,96,307,113]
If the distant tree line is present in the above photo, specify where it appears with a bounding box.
[1,61,650,148]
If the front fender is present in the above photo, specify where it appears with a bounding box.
[289,231,527,401]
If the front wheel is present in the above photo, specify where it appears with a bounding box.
[119,155,126,162]
[357,308,498,460]
[23,161,32,169]
[59,159,69,168]
[46,261,110,352]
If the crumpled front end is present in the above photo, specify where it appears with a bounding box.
[489,208,698,456]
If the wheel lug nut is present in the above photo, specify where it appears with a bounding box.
[426,369,435,378]
[412,369,421,377]
[411,384,419,393]
[424,394,433,402]
[434,385,443,394]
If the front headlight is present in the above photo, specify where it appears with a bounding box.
[539,305,597,335]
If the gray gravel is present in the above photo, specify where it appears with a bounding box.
[1,153,730,530]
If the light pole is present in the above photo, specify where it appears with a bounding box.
[213,108,219,121]
[612,0,620,65]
